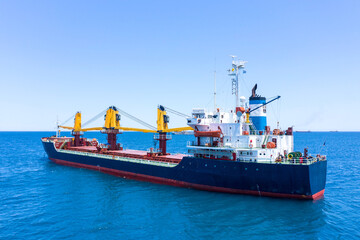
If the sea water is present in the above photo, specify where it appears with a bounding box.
[1,132,359,239]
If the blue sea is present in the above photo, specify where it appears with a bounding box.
[1,132,360,239]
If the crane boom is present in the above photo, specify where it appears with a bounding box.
[80,127,103,132]
[58,126,74,130]
[162,127,193,133]
[249,96,281,113]
[115,127,157,133]
[58,112,82,131]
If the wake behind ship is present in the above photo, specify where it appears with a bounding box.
[42,58,327,200]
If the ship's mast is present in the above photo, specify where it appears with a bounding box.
[214,69,216,111]
[228,56,247,108]
[56,115,60,137]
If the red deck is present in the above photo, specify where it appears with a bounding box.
[66,146,186,163]
[68,146,98,151]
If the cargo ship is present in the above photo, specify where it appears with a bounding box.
[42,58,327,200]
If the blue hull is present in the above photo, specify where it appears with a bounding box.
[42,141,327,199]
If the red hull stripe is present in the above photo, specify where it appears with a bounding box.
[49,158,325,200]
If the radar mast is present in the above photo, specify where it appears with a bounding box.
[228,56,247,108]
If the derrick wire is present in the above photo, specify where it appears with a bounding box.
[268,96,281,127]
[82,109,107,127]
[59,114,75,126]
[116,107,157,130]
[163,106,190,118]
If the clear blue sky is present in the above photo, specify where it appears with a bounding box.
[0,0,359,131]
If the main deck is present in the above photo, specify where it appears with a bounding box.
[69,146,185,163]
[42,137,186,164]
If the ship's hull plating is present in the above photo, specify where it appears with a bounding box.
[42,141,327,200]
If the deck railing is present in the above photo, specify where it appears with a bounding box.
[236,155,326,165]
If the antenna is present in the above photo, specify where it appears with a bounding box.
[228,56,247,108]
[214,58,217,111]
[56,115,60,137]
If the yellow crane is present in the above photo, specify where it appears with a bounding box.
[60,106,157,150]
[59,111,83,146]
[59,105,193,153]
[81,107,157,133]
[156,105,193,133]
[155,105,193,155]
[81,106,157,150]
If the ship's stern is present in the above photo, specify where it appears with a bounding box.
[308,160,327,199]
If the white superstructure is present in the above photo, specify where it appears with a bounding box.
[186,58,294,163]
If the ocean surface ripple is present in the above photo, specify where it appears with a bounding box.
[1,132,359,239]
